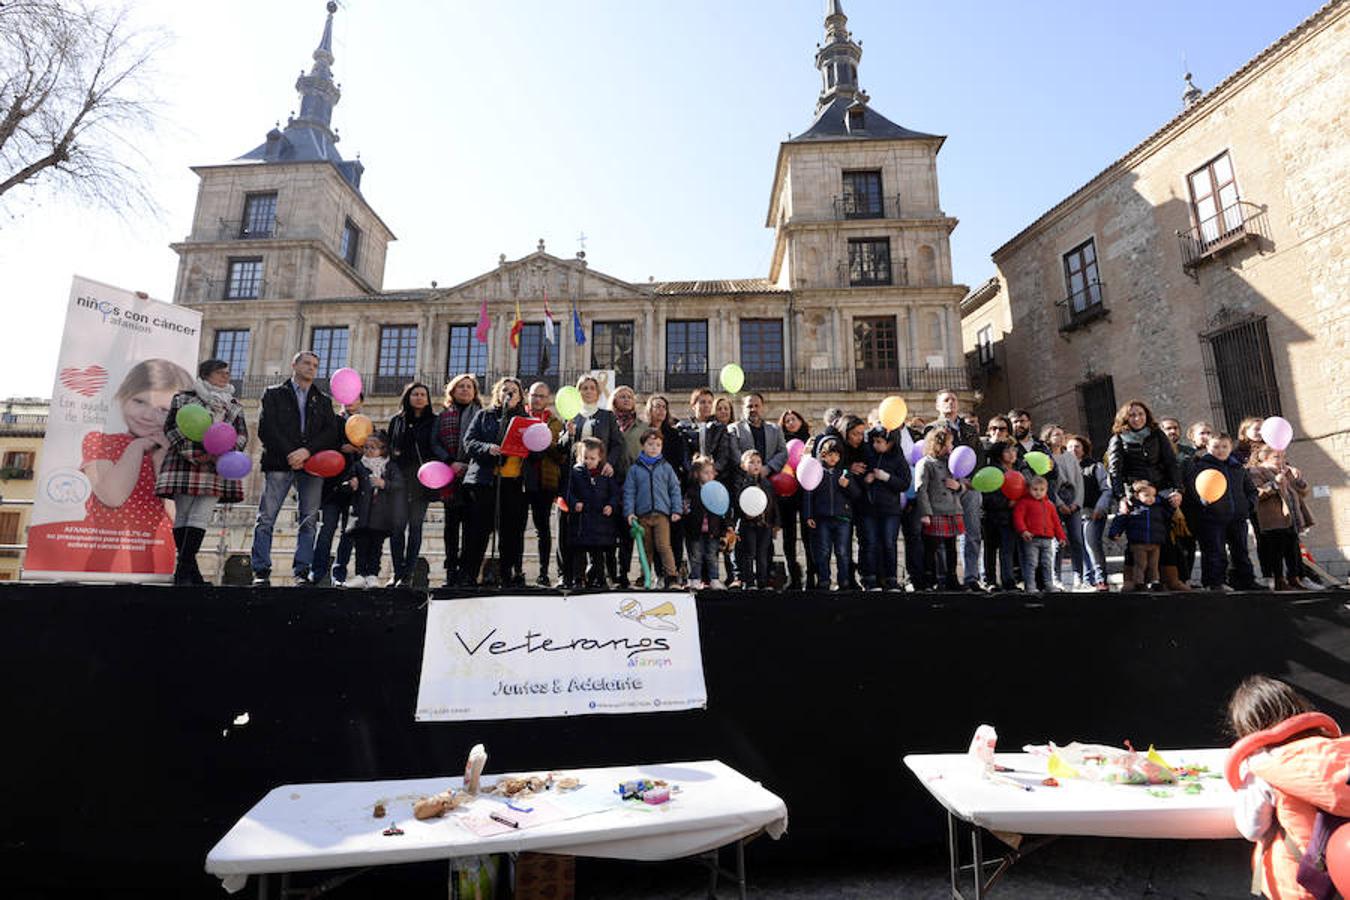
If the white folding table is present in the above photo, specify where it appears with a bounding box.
[904,748,1240,899]
[206,759,787,899]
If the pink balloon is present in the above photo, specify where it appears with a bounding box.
[202,421,237,456]
[418,461,453,489]
[786,439,805,468]
[523,421,553,452]
[329,367,363,405]
[796,455,823,491]
[949,445,976,479]
[1259,416,1293,451]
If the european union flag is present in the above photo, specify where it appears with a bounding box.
[572,301,586,345]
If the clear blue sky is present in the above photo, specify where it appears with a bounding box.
[0,0,1323,396]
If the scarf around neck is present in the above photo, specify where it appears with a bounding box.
[615,407,637,432]
[194,377,235,420]
[638,452,662,466]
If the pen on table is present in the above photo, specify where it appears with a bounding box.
[489,811,520,829]
[988,772,1034,792]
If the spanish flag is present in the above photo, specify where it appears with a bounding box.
[509,299,524,349]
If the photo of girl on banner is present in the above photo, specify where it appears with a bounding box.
[24,276,203,582]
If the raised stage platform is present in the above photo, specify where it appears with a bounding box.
[1,585,1346,897]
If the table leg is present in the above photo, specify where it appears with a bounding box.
[971,829,985,900]
[705,848,720,898]
[948,811,961,899]
[257,873,271,900]
[736,838,747,900]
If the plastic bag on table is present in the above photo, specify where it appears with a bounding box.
[1022,740,1176,784]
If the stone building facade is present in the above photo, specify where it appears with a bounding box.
[0,398,49,581]
[961,0,1349,572]
[173,0,970,453]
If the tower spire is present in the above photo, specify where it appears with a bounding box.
[1182,71,1203,109]
[292,1,342,138]
[814,0,863,114]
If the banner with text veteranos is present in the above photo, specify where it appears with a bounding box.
[24,277,203,582]
[415,593,707,721]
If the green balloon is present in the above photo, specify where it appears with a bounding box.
[720,363,745,394]
[1024,451,1052,475]
[971,466,1005,493]
[177,404,211,442]
[555,385,582,420]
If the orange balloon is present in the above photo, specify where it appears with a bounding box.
[1195,468,1227,504]
[344,414,373,447]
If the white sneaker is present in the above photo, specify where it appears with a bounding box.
[384,576,398,587]
[334,578,347,588]
[708,579,726,590]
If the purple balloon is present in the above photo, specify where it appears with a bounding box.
[202,421,237,456]
[796,455,823,491]
[907,442,925,465]
[949,445,976,479]
[216,450,252,480]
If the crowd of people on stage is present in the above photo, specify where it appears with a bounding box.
[159,349,1319,593]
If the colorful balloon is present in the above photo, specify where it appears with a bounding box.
[303,450,346,478]
[907,442,925,466]
[879,396,908,431]
[1195,468,1227,504]
[202,421,237,456]
[739,485,768,517]
[700,480,730,516]
[523,421,553,452]
[176,404,211,443]
[215,450,251,480]
[770,471,798,497]
[796,455,823,491]
[344,414,373,447]
[949,445,976,479]
[1327,821,1350,898]
[971,466,1005,493]
[1259,416,1293,451]
[329,367,363,405]
[1024,451,1052,475]
[418,461,454,490]
[1001,470,1026,501]
[786,438,805,469]
[555,386,583,420]
[719,363,745,394]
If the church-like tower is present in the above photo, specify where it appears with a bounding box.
[170,1,395,316]
[765,0,966,390]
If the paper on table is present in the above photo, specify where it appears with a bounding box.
[460,798,570,837]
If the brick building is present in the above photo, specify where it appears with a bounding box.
[0,398,49,581]
[962,0,1349,573]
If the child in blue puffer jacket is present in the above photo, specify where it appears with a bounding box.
[624,429,683,588]
[1108,479,1171,590]
[1187,433,1259,591]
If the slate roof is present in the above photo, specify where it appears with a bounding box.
[789,95,943,145]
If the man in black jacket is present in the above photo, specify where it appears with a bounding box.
[250,351,341,586]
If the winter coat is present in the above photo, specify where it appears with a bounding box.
[561,408,628,480]
[863,444,912,516]
[319,415,361,508]
[1244,732,1350,900]
[257,379,340,472]
[729,420,789,473]
[432,400,480,464]
[914,455,965,519]
[1187,453,1258,523]
[923,417,980,452]
[678,418,736,478]
[730,471,779,531]
[1012,437,1061,500]
[523,412,568,494]
[803,466,861,521]
[388,410,437,473]
[682,481,726,541]
[460,405,527,487]
[623,455,683,518]
[981,468,1017,527]
[1081,460,1112,517]
[1012,496,1068,541]
[348,459,405,534]
[1108,500,1172,545]
[563,464,621,548]
[1248,464,1314,532]
[154,389,249,502]
[1106,426,1180,499]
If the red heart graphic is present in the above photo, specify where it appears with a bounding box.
[59,365,108,397]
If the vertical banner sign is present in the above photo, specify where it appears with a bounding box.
[416,593,708,721]
[23,276,203,582]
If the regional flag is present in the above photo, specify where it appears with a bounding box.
[509,299,524,349]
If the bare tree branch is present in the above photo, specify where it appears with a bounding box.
[0,0,166,217]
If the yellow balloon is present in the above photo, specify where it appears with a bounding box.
[879,396,908,431]
[1195,468,1227,504]
[345,413,373,447]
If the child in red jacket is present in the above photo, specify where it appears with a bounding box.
[1226,675,1350,899]
[1012,476,1067,593]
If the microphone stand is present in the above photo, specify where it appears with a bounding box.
[488,406,514,588]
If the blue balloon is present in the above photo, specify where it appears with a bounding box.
[700,480,730,516]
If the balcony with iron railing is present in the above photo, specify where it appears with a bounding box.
[832,194,904,221]
[226,366,971,401]
[1178,200,1265,272]
[0,466,34,480]
[1055,281,1109,333]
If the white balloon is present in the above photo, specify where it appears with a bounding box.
[739,485,768,517]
